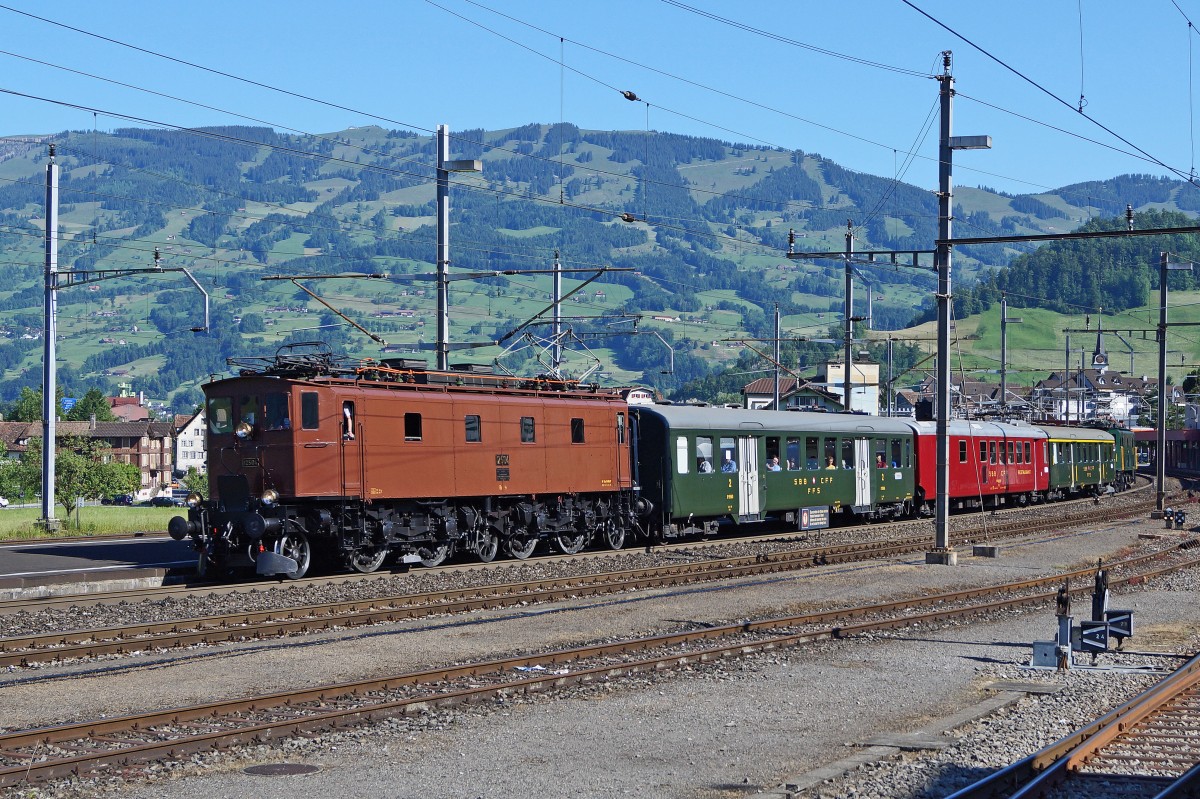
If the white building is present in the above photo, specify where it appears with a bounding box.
[174,409,207,474]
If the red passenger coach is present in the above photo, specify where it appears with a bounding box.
[171,348,639,579]
[908,420,1049,510]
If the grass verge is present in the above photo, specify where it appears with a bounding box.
[0,506,177,541]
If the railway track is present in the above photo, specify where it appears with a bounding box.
[1,543,1196,790]
[0,481,1160,619]
[0,493,1162,669]
[947,652,1200,799]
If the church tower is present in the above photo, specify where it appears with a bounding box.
[1091,311,1109,373]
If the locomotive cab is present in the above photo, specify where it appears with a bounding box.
[171,378,311,578]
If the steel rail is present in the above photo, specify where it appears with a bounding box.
[0,481,1158,619]
[0,498,1163,668]
[946,652,1200,799]
[1,548,1197,789]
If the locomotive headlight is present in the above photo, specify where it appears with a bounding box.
[185,492,203,509]
[260,488,279,507]
[235,421,253,439]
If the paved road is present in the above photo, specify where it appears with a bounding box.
[0,535,196,580]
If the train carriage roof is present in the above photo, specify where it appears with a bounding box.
[634,404,915,435]
[905,420,1048,440]
[1038,425,1117,443]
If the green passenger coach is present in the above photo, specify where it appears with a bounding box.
[1039,425,1115,500]
[632,404,917,538]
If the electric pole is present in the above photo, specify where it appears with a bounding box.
[930,51,992,564]
[40,145,59,530]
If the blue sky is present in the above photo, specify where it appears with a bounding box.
[1,1,1197,197]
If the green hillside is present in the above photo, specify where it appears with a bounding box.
[0,125,1196,412]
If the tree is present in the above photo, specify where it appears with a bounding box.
[179,466,209,497]
[7,386,62,422]
[240,312,266,334]
[19,437,141,527]
[66,388,117,422]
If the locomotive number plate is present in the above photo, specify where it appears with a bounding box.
[495,454,510,466]
[242,457,260,468]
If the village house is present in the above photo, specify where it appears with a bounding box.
[0,420,176,501]
[174,409,207,476]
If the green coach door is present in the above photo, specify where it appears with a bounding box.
[737,437,761,521]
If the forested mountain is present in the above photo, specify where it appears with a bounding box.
[0,123,1192,411]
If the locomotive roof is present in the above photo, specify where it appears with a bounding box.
[635,404,915,434]
[1038,425,1117,442]
[905,420,1049,439]
[202,372,627,402]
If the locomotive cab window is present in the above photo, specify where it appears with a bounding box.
[1024,442,1032,463]
[208,397,233,434]
[405,413,423,441]
[464,415,481,443]
[264,393,290,431]
[570,418,585,444]
[616,413,626,444]
[959,440,968,463]
[301,392,319,430]
[520,416,535,443]
[342,402,356,441]
[240,396,259,426]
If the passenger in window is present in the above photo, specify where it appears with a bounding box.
[766,456,781,471]
[721,453,738,473]
[826,456,837,469]
[698,457,714,473]
[876,455,886,468]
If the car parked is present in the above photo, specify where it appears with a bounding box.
[149,495,181,507]
[103,494,135,506]
[0,496,8,508]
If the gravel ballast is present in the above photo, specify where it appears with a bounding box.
[3,513,1198,799]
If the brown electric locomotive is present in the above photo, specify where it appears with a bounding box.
[169,344,642,578]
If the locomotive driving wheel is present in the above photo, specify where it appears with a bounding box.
[507,534,538,560]
[600,518,625,550]
[275,531,311,580]
[417,543,450,568]
[554,530,588,555]
[474,531,500,562]
[348,547,388,574]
